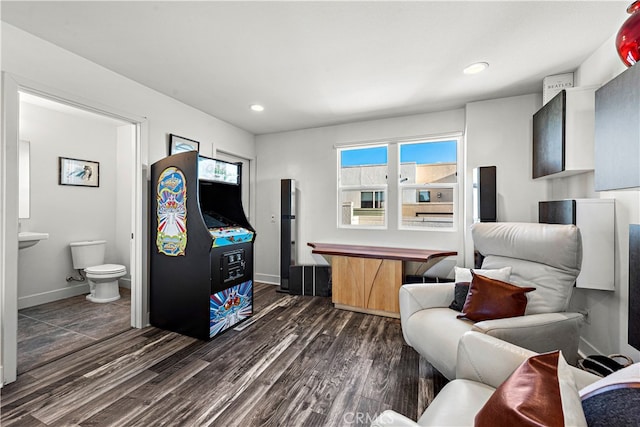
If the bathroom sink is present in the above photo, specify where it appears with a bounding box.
[18,232,49,249]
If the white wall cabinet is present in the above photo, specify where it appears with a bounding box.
[539,198,615,290]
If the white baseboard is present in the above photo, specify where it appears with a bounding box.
[119,277,131,289]
[18,283,90,309]
[255,273,279,286]
[579,336,602,359]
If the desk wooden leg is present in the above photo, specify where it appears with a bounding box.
[364,258,402,313]
[332,255,402,316]
[332,256,365,308]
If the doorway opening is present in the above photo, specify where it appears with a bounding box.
[16,92,136,374]
[1,75,146,385]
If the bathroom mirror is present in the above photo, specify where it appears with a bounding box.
[19,139,30,219]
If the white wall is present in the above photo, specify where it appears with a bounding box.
[255,109,466,284]
[18,102,126,307]
[255,95,550,284]
[552,34,640,361]
[464,94,548,265]
[1,23,255,176]
[1,22,256,308]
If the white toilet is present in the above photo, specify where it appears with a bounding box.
[69,240,126,303]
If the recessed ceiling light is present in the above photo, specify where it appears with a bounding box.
[250,104,264,112]
[463,62,489,75]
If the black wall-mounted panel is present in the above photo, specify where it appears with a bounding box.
[629,224,640,351]
[539,200,576,225]
[533,90,566,179]
[595,63,640,191]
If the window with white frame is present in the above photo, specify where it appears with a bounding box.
[398,138,459,230]
[338,145,388,228]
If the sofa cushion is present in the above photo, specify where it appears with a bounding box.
[453,266,511,283]
[471,222,582,272]
[482,256,576,315]
[475,351,586,427]
[404,308,474,380]
[472,222,582,314]
[457,272,535,322]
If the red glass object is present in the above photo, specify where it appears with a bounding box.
[617,1,640,67]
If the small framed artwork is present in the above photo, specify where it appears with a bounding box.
[169,134,200,155]
[59,157,100,187]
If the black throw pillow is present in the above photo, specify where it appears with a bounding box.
[449,282,470,312]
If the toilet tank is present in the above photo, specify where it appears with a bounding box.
[70,240,107,269]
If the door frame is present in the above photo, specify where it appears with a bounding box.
[215,150,254,222]
[0,72,148,385]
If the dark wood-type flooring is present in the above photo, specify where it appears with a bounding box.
[1,282,446,426]
[17,288,131,374]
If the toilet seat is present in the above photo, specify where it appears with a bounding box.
[85,264,126,276]
[84,263,126,303]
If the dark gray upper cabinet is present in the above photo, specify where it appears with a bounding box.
[533,91,565,178]
[532,87,596,179]
[594,63,640,191]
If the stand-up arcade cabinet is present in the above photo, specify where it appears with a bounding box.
[150,150,255,340]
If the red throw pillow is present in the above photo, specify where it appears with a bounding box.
[457,271,535,322]
[476,351,586,427]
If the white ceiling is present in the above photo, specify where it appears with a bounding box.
[1,1,631,135]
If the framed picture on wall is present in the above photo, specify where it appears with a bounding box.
[169,133,200,155]
[59,157,100,187]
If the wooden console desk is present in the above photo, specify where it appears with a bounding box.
[308,242,456,318]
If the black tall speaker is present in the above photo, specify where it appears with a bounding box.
[473,166,497,222]
[279,179,296,292]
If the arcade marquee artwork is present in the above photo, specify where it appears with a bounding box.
[156,167,187,256]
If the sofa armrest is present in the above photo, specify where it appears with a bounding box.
[456,331,599,391]
[399,283,454,319]
[399,283,455,344]
[370,410,419,427]
[472,312,583,365]
[456,331,536,389]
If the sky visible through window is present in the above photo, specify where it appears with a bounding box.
[341,146,387,166]
[341,141,456,167]
[400,141,457,164]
